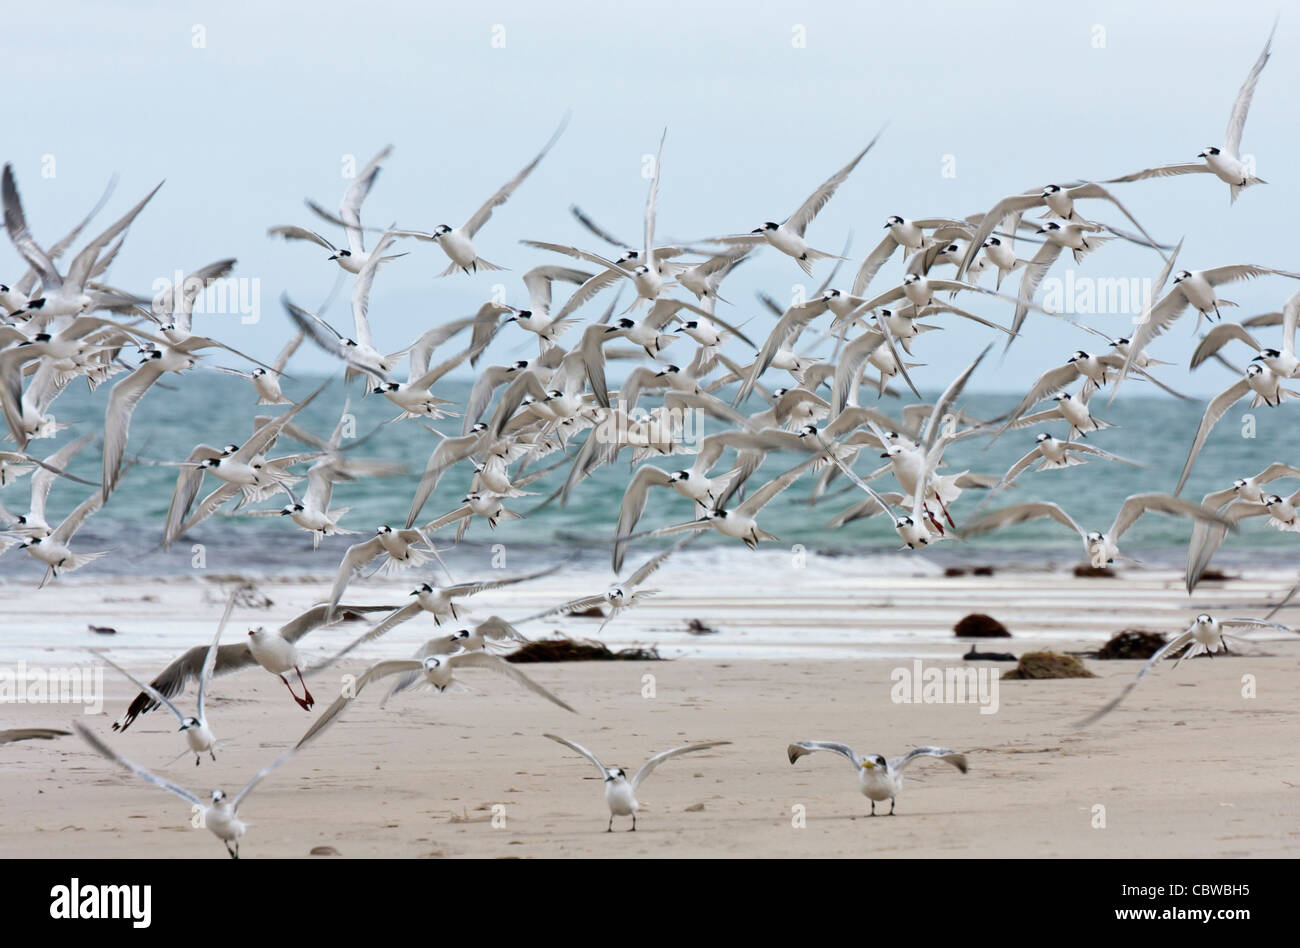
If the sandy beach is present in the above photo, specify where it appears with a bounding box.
[3,561,1298,859]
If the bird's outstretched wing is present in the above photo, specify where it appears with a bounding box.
[544,733,609,778]
[449,651,577,713]
[787,740,860,768]
[890,747,968,773]
[73,722,202,807]
[631,741,731,791]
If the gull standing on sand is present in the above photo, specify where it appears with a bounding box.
[787,742,968,816]
[544,734,731,831]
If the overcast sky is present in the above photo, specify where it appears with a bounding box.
[6,0,1292,393]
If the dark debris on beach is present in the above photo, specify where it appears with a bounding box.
[505,638,663,663]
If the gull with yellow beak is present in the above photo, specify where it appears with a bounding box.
[787,742,968,815]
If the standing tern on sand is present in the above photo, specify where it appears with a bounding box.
[787,742,968,815]
[544,734,730,831]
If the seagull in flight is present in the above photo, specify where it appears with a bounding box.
[3,163,162,320]
[1078,614,1290,726]
[397,115,569,275]
[962,493,1232,569]
[294,652,578,748]
[110,603,392,730]
[1174,362,1298,496]
[957,182,1161,281]
[1106,21,1276,202]
[527,536,696,632]
[73,720,319,858]
[97,592,237,765]
[269,145,399,274]
[709,129,885,275]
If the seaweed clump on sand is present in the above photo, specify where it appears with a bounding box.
[944,566,996,577]
[1072,565,1114,578]
[506,638,662,663]
[1003,651,1096,679]
[1092,629,1167,660]
[953,613,1011,638]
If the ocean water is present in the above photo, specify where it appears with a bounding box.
[1,371,1297,582]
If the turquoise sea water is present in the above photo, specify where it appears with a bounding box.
[1,372,1297,580]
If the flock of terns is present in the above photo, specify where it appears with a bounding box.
[4,20,1299,857]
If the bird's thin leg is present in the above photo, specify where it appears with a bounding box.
[630,813,636,832]
[606,815,613,833]
[209,749,217,762]
[888,799,896,816]
[280,673,311,711]
[194,755,200,767]
[869,800,876,817]
[937,493,956,529]
[295,666,315,708]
